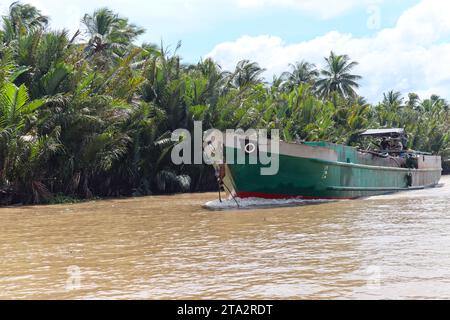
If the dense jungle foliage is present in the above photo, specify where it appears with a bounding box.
[1,3,449,204]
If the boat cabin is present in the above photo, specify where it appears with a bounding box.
[357,128,437,170]
[359,128,408,153]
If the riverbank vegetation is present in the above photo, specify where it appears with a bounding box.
[1,3,449,205]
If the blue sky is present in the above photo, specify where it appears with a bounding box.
[0,0,418,62]
[176,0,420,62]
[2,0,450,102]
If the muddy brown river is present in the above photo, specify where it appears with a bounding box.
[1,176,450,299]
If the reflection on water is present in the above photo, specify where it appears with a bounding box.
[1,176,449,300]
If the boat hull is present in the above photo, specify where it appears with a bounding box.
[223,141,442,200]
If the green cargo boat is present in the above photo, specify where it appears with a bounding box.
[211,129,442,200]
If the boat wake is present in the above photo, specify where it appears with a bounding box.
[203,197,334,210]
[366,181,448,200]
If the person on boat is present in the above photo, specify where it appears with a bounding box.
[380,137,390,151]
[402,134,408,150]
[390,137,403,152]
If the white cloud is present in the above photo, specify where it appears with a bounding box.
[207,0,450,102]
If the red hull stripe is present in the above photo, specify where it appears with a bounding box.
[236,191,354,200]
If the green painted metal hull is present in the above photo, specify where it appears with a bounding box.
[224,143,442,200]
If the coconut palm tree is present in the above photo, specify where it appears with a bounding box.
[1,2,48,43]
[316,51,362,98]
[406,93,420,110]
[382,90,403,109]
[81,8,145,66]
[281,61,318,91]
[228,60,266,88]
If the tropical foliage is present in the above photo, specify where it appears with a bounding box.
[1,2,449,205]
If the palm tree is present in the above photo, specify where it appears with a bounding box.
[81,8,145,65]
[316,51,362,98]
[382,90,403,110]
[1,2,48,42]
[1,5,449,203]
[374,90,404,127]
[228,60,266,88]
[0,82,44,135]
[281,61,318,91]
[406,93,420,110]
[0,73,47,203]
[10,29,72,96]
